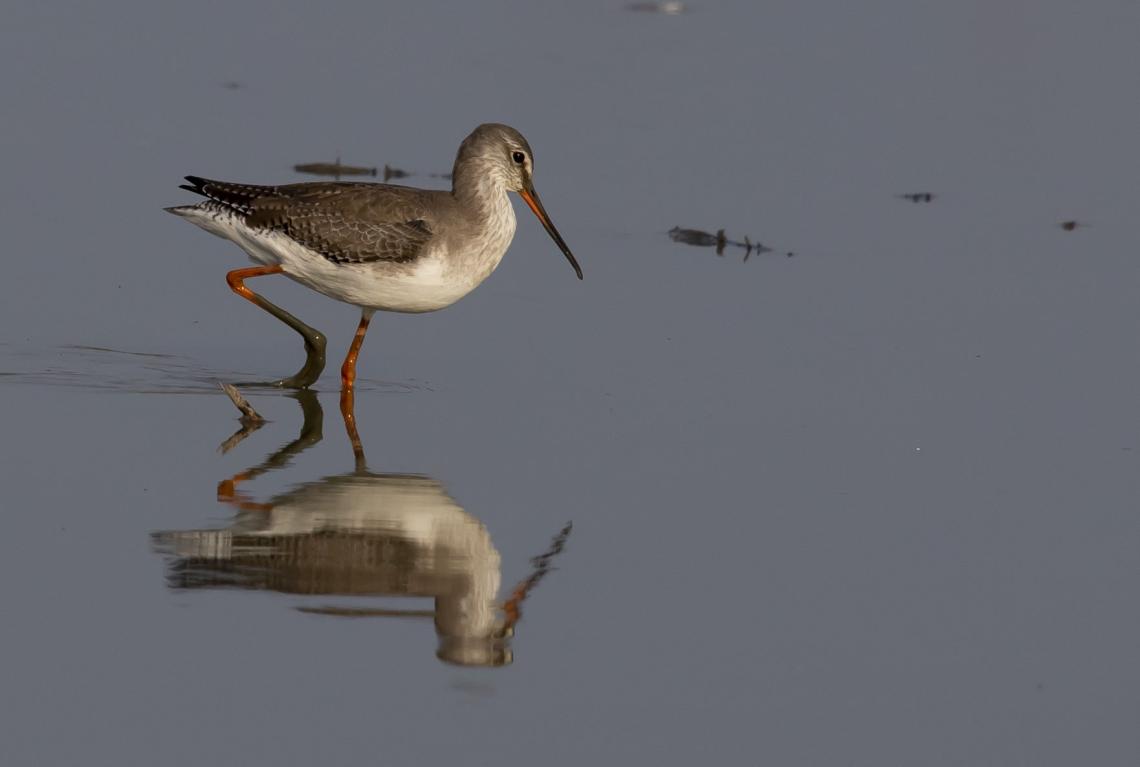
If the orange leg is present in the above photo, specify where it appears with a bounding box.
[338,310,373,469]
[226,264,283,299]
[225,266,327,389]
[340,309,374,391]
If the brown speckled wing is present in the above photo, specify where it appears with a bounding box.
[250,201,433,265]
[181,177,435,264]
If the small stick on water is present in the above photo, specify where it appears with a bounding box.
[221,382,266,424]
[502,521,574,630]
[217,383,267,454]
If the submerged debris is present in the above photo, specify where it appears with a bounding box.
[382,164,412,183]
[896,192,936,203]
[668,226,776,261]
[626,1,687,13]
[293,157,378,180]
[740,235,775,263]
[292,159,437,184]
[668,226,719,248]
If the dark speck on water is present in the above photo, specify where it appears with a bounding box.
[896,192,936,203]
[1059,220,1085,231]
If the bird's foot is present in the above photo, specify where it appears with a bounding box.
[238,331,327,390]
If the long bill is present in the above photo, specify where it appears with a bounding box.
[519,183,584,280]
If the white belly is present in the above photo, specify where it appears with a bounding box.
[271,236,474,313]
[195,211,498,313]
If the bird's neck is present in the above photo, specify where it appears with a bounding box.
[454,174,507,211]
[452,166,516,242]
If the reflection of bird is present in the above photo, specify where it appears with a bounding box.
[155,474,509,666]
[166,124,582,391]
[152,392,571,667]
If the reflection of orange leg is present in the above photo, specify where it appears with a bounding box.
[215,389,323,513]
[216,471,273,512]
[339,387,366,470]
[340,309,375,391]
[501,581,528,630]
[217,471,254,501]
[339,309,375,469]
[225,265,327,389]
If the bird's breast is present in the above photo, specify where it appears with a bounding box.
[440,193,517,286]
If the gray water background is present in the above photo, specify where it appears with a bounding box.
[1,1,1138,764]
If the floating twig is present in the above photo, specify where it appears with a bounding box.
[217,383,266,453]
[626,1,687,13]
[294,156,378,180]
[221,382,266,424]
[382,164,412,183]
[669,226,776,261]
[668,226,719,247]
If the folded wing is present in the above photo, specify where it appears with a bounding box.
[180,176,435,265]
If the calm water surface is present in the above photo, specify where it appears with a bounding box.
[1,2,1138,765]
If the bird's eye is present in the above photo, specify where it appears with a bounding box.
[511,151,526,165]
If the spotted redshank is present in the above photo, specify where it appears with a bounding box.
[166,123,582,391]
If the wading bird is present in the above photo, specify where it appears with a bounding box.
[167,124,582,390]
